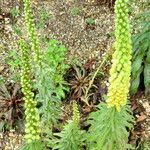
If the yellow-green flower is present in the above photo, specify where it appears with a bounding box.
[20,40,40,143]
[107,0,132,111]
[23,0,41,65]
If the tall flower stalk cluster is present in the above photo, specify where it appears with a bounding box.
[23,0,41,65]
[20,40,40,143]
[107,0,132,111]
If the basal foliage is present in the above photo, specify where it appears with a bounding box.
[19,141,45,150]
[87,103,134,150]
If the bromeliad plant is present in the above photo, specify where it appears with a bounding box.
[87,0,134,149]
[0,76,23,130]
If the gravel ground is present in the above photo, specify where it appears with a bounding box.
[0,0,114,63]
[0,130,22,150]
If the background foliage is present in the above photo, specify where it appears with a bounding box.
[131,0,150,95]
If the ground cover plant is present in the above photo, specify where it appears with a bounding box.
[0,0,150,149]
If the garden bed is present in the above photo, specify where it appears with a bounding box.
[0,0,150,149]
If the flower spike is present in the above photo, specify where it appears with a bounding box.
[107,0,132,111]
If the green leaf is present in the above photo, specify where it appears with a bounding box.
[144,63,150,95]
[19,141,45,150]
[0,121,5,132]
[130,67,143,95]
[131,7,150,95]
[52,120,85,150]
[132,55,143,78]
[87,103,134,150]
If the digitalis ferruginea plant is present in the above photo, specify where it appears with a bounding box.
[20,40,40,144]
[107,0,132,111]
[86,0,134,149]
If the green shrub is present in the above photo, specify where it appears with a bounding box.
[70,7,80,16]
[36,6,51,29]
[10,6,20,18]
[35,40,69,144]
[12,24,22,36]
[86,18,96,25]
[5,49,21,82]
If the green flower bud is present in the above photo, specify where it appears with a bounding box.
[23,0,41,65]
[107,0,132,111]
[20,39,40,143]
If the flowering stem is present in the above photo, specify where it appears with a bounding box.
[20,39,40,143]
[107,0,132,111]
[23,0,41,66]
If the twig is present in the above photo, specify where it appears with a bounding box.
[82,48,113,105]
